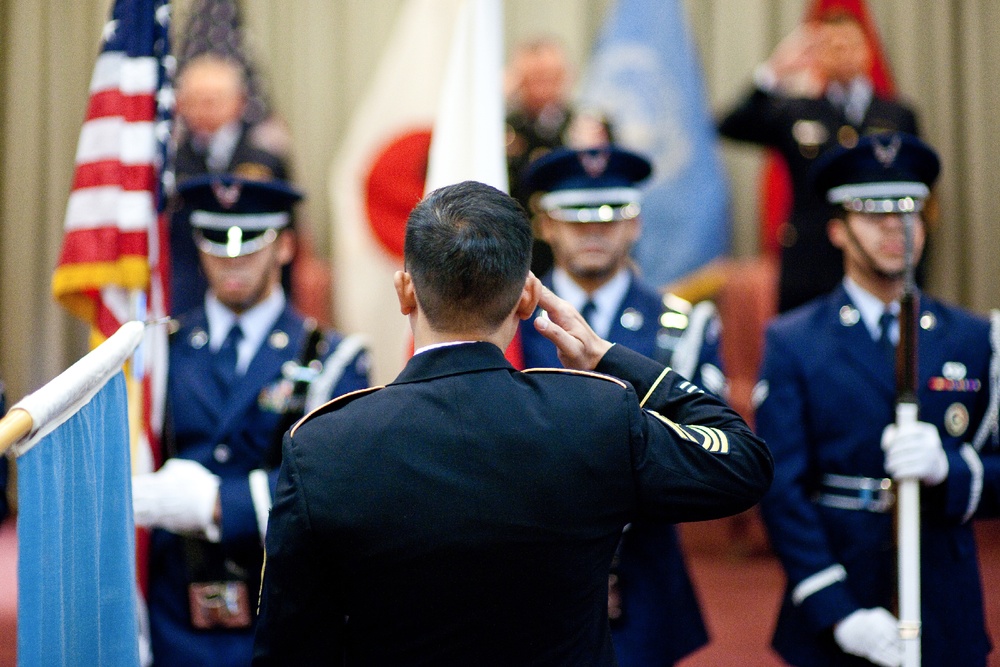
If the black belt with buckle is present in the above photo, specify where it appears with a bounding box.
[814,473,895,513]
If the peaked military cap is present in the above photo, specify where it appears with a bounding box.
[812,132,940,214]
[522,145,652,223]
[179,174,303,257]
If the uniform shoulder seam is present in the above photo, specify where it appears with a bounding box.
[522,367,628,389]
[290,385,384,437]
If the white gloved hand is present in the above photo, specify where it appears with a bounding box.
[833,607,902,667]
[132,458,221,540]
[881,420,949,485]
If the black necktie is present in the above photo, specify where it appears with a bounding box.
[213,323,243,390]
[878,311,896,364]
[580,300,597,328]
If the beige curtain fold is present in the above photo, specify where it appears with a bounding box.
[2,0,997,401]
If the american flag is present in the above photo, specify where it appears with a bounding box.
[52,0,173,476]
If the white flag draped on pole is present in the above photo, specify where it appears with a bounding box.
[330,0,507,383]
[330,0,463,384]
[425,0,507,194]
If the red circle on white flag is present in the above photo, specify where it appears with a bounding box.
[364,130,432,259]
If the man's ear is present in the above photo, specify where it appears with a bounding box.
[827,217,847,250]
[276,230,296,266]
[626,216,642,245]
[515,272,541,321]
[538,214,555,244]
[394,270,417,315]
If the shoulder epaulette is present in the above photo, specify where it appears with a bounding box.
[290,385,384,437]
[653,293,693,358]
[522,367,627,390]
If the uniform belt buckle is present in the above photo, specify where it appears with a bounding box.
[858,478,895,513]
[817,474,895,513]
[188,580,251,629]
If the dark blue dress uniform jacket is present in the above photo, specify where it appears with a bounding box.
[253,342,772,666]
[520,271,721,666]
[148,304,369,667]
[756,285,999,666]
[718,88,918,311]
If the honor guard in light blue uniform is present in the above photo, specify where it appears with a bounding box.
[132,175,370,667]
[756,133,1000,666]
[518,145,724,667]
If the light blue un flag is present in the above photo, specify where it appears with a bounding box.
[578,0,730,289]
[17,372,139,666]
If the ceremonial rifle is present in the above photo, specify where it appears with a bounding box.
[896,206,921,666]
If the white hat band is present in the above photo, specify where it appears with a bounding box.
[194,227,279,258]
[539,187,643,212]
[190,210,290,231]
[827,181,930,205]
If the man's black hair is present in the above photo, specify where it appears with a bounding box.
[404,180,533,333]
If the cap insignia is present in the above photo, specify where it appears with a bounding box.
[578,149,610,179]
[872,134,902,168]
[211,181,242,209]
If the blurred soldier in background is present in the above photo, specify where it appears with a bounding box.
[718,10,919,313]
[169,54,332,325]
[505,36,614,276]
[169,54,291,317]
[519,145,725,667]
[133,175,370,666]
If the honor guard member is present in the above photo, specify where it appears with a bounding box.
[169,54,291,317]
[755,133,1000,667]
[518,145,724,667]
[132,175,370,667]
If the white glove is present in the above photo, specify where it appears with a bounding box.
[833,607,902,667]
[132,458,221,541]
[881,420,949,485]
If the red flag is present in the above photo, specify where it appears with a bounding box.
[759,0,896,256]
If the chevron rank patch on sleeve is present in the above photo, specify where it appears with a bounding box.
[648,410,730,454]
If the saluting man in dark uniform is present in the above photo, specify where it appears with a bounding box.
[253,180,772,666]
[755,133,1000,667]
[519,144,725,667]
[132,175,370,667]
[718,10,919,313]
